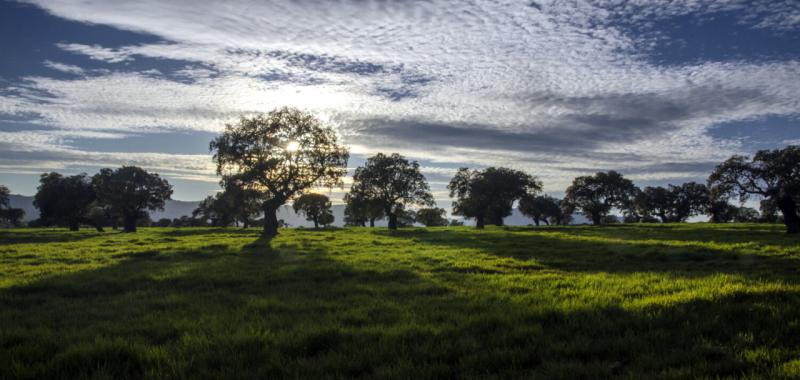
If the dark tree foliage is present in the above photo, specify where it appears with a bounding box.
[155,218,172,227]
[0,185,8,209]
[221,177,262,228]
[415,207,448,227]
[564,171,638,225]
[759,198,781,223]
[707,200,738,223]
[637,182,709,223]
[92,166,173,233]
[0,184,25,227]
[318,209,335,227]
[448,167,541,229]
[293,193,333,229]
[518,195,560,226]
[211,107,349,236]
[553,199,575,225]
[350,153,433,230]
[0,208,25,227]
[33,173,103,231]
[708,146,800,233]
[396,207,417,227]
[343,191,384,227]
[734,206,760,223]
[193,194,236,227]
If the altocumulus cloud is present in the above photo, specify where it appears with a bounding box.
[1,0,799,198]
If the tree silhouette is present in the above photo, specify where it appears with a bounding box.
[33,173,103,231]
[343,188,385,227]
[636,183,708,223]
[415,207,448,227]
[293,193,333,229]
[350,153,433,230]
[519,195,560,226]
[318,208,335,227]
[0,184,24,227]
[211,107,349,236]
[92,166,173,233]
[759,198,781,223]
[564,171,637,225]
[709,146,800,233]
[193,194,235,227]
[448,167,541,229]
[221,177,262,228]
[0,185,8,209]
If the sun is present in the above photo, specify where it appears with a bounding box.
[285,141,300,152]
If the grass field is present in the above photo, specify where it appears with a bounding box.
[1,224,799,379]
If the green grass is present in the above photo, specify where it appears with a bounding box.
[1,224,799,379]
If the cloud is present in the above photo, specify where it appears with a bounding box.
[56,43,133,63]
[42,60,85,75]
[1,0,799,197]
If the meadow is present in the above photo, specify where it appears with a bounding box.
[1,224,799,379]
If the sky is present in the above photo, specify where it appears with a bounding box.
[1,0,799,203]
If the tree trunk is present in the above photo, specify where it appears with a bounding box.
[242,218,249,229]
[79,217,104,232]
[476,215,485,229]
[68,220,79,231]
[592,214,602,225]
[123,214,137,233]
[262,200,281,236]
[387,212,398,230]
[533,218,540,226]
[313,217,319,229]
[776,196,800,234]
[495,214,505,226]
[369,218,375,227]
[543,219,550,226]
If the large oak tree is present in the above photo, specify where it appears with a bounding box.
[448,167,541,228]
[564,171,637,225]
[210,107,349,236]
[33,173,103,231]
[293,193,333,229]
[92,166,173,233]
[350,153,433,230]
[343,191,384,227]
[708,146,800,233]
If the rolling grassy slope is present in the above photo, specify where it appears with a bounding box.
[1,224,799,379]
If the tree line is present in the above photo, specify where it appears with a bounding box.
[3,107,799,234]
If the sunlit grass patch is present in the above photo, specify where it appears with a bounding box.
[0,224,799,379]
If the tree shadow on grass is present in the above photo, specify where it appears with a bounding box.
[0,229,108,244]
[374,226,800,281]
[159,227,259,237]
[2,231,800,379]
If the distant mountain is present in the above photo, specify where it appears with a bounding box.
[8,194,589,226]
[9,194,202,222]
[8,195,39,222]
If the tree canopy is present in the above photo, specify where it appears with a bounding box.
[448,167,541,229]
[708,146,800,233]
[0,184,24,227]
[564,171,637,225]
[293,193,333,229]
[92,166,173,232]
[519,195,561,226]
[210,107,349,236]
[33,173,103,231]
[343,191,384,227]
[350,153,433,230]
[636,182,709,223]
[415,207,448,227]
